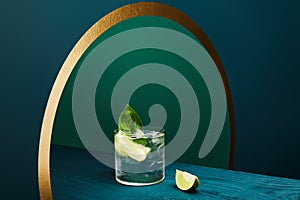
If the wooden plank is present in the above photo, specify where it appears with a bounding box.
[51,145,300,199]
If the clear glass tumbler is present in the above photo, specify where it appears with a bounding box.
[114,129,165,186]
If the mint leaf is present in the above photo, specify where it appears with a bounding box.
[133,138,148,146]
[118,104,143,135]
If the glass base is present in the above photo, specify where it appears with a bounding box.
[115,174,165,186]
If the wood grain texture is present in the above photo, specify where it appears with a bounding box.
[50,145,300,200]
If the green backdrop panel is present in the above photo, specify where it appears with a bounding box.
[52,15,232,169]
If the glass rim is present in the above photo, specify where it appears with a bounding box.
[114,128,165,137]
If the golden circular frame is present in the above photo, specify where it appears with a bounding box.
[38,2,235,199]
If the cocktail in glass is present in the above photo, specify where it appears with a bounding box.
[114,129,165,186]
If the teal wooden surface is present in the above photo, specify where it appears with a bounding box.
[51,145,300,199]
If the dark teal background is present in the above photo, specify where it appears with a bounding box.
[2,0,300,199]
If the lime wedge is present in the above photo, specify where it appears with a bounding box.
[115,132,151,162]
[175,169,200,191]
[118,104,143,136]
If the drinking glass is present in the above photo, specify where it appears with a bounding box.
[114,129,165,186]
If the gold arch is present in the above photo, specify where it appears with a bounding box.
[38,2,235,199]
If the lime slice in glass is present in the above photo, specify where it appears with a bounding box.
[175,169,200,191]
[115,133,151,162]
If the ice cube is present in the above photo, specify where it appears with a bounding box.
[132,129,145,138]
[144,130,160,138]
